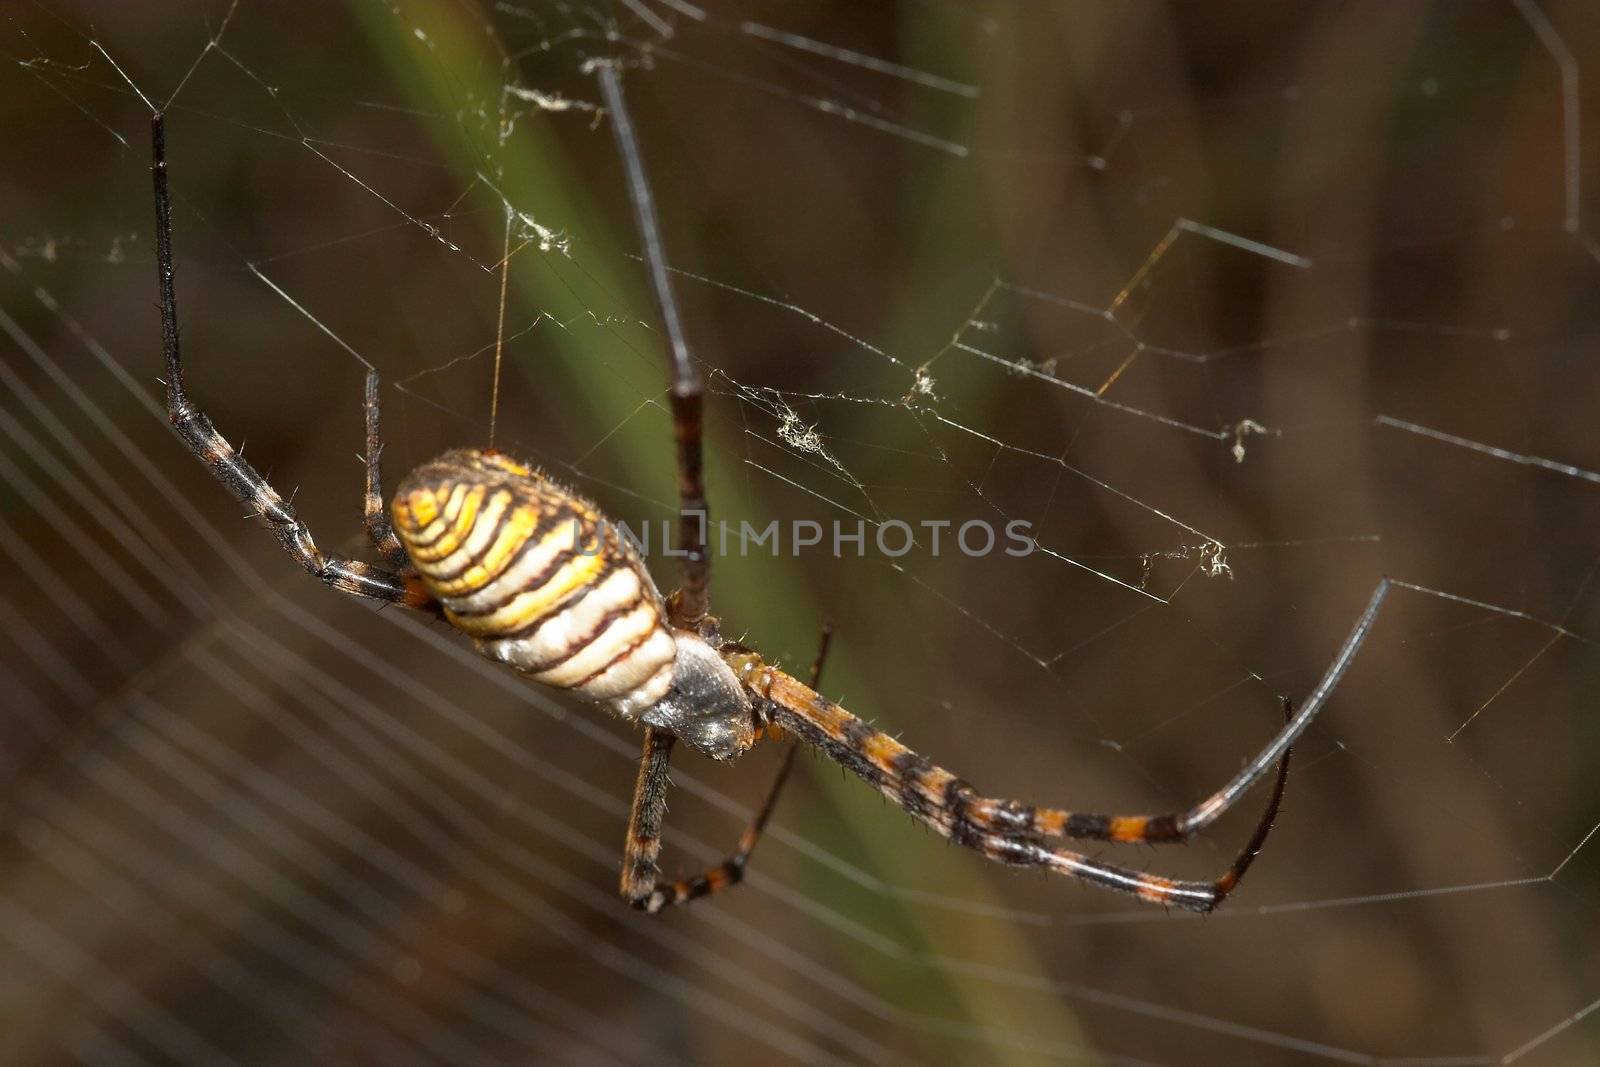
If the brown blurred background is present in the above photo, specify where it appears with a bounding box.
[2,2,1599,1064]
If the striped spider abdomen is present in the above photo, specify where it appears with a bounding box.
[148,79,1382,913]
[392,449,680,718]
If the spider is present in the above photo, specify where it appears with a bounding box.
[150,66,1388,914]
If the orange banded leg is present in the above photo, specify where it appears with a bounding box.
[956,704,1291,909]
[726,584,1389,911]
[620,627,831,912]
[620,726,675,911]
[960,718,1280,847]
[736,657,1293,913]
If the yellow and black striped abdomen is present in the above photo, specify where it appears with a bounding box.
[392,449,678,717]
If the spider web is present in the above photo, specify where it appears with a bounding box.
[3,1,1600,1064]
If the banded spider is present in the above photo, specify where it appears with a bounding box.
[152,65,1388,914]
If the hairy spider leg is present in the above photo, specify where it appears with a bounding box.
[151,114,426,608]
[620,627,831,911]
[362,369,408,570]
[726,581,1386,912]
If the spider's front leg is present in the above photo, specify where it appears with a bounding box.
[732,659,1288,912]
[725,584,1387,911]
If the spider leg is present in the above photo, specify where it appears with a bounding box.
[596,66,709,627]
[620,626,833,912]
[964,700,1291,910]
[361,369,408,569]
[959,740,1287,911]
[993,580,1389,847]
[620,725,676,911]
[743,670,1283,912]
[728,582,1388,911]
[152,114,425,608]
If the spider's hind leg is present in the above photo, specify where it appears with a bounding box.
[151,114,415,608]
[361,369,408,569]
